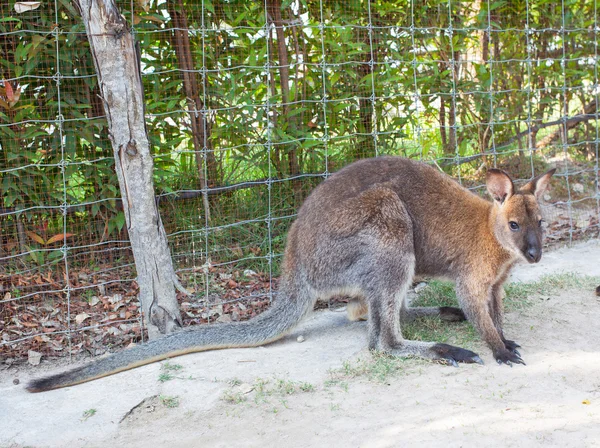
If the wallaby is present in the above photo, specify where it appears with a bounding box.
[27,157,555,392]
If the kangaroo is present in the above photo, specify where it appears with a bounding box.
[27,157,554,392]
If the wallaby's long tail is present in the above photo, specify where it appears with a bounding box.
[27,290,312,393]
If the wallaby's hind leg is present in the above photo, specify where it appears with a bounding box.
[347,187,481,366]
[402,306,466,322]
[364,270,480,366]
[350,298,467,323]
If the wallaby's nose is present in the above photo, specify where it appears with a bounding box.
[527,247,541,263]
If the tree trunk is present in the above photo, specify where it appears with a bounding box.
[167,0,219,195]
[266,0,302,202]
[354,25,376,160]
[77,0,183,339]
[536,99,597,149]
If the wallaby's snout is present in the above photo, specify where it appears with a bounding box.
[524,228,543,263]
[525,243,541,263]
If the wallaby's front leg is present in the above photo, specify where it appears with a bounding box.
[457,281,525,366]
[490,284,521,355]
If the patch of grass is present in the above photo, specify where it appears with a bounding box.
[506,272,600,304]
[404,317,479,350]
[329,352,412,384]
[162,362,183,372]
[221,377,315,406]
[81,409,97,421]
[222,389,248,404]
[325,378,349,391]
[412,280,458,308]
[158,362,184,382]
[158,372,174,382]
[228,377,242,387]
[160,395,180,408]
[258,377,316,397]
[299,382,315,392]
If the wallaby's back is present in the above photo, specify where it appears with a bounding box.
[295,157,493,279]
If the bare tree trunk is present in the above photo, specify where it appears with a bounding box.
[77,0,183,339]
[536,99,597,149]
[439,93,448,150]
[167,0,213,220]
[267,0,302,202]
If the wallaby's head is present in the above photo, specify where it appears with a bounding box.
[486,168,556,263]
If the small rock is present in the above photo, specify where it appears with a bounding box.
[414,282,428,294]
[28,350,42,366]
[543,193,551,201]
[219,273,232,280]
[238,303,247,311]
[217,314,232,323]
[109,293,123,304]
[243,269,258,277]
[238,383,255,394]
[89,296,100,306]
[572,183,584,193]
[209,305,224,317]
[107,327,121,336]
[297,335,305,343]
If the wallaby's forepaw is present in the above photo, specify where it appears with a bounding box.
[503,339,521,356]
[431,343,484,367]
[439,307,467,322]
[494,348,526,367]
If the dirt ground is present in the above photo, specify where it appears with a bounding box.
[1,239,600,448]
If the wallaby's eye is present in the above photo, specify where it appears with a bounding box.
[509,221,520,231]
[538,219,543,227]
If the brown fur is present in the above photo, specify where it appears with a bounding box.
[27,157,554,392]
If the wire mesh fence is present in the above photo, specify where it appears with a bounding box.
[1,0,599,362]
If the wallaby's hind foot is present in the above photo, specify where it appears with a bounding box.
[346,298,368,321]
[439,307,467,322]
[402,306,467,322]
[382,341,483,367]
[429,343,484,366]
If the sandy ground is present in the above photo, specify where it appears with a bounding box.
[1,239,599,448]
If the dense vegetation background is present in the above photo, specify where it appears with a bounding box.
[1,0,599,358]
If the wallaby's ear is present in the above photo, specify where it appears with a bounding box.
[486,169,514,205]
[520,168,556,200]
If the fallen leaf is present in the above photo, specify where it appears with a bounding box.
[75,313,90,325]
[14,1,41,13]
[45,233,75,245]
[582,399,591,405]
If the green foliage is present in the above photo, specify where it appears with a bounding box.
[2,0,598,269]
